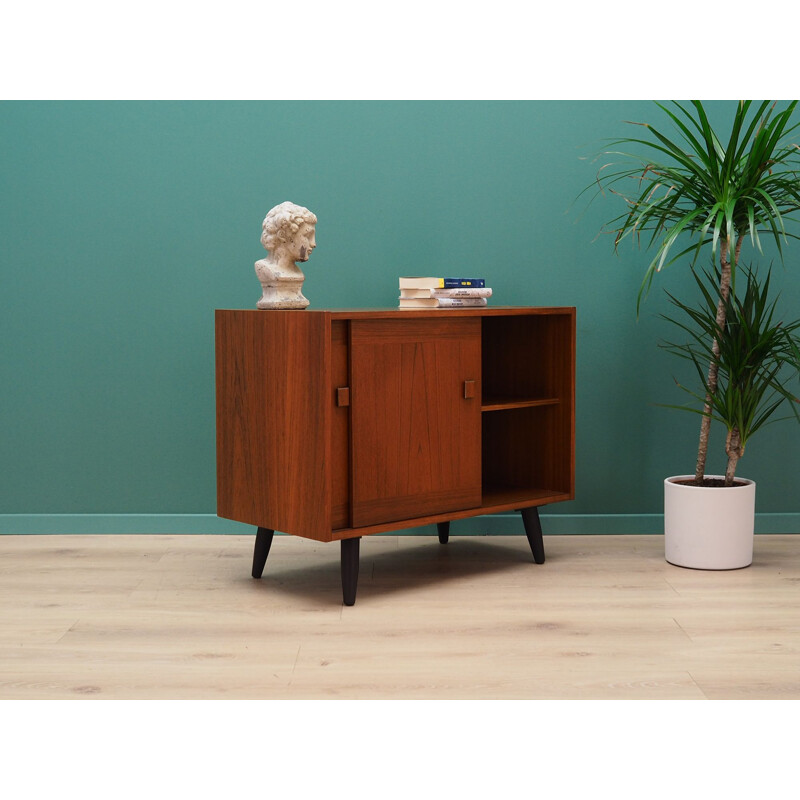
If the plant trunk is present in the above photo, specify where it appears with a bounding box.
[694,236,743,484]
[725,426,744,486]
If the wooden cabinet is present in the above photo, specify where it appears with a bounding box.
[215,306,575,605]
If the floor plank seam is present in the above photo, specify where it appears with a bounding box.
[291,645,301,675]
[686,671,708,699]
[672,618,693,641]
[54,620,81,645]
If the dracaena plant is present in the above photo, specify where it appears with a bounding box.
[661,265,800,485]
[586,100,800,484]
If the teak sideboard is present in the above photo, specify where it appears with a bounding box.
[215,306,575,605]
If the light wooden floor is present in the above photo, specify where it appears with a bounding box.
[1,533,799,699]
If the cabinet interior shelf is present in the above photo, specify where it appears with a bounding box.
[481,396,561,412]
[481,486,570,509]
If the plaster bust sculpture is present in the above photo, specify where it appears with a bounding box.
[255,201,318,309]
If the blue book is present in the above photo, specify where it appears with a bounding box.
[442,277,485,288]
[399,276,487,289]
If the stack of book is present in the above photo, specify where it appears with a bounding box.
[398,276,492,309]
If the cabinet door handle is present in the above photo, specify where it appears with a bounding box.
[463,380,476,400]
[336,387,350,407]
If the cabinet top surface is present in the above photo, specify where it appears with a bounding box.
[216,306,575,319]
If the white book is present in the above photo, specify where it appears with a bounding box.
[433,287,492,298]
[400,287,492,299]
[398,297,488,309]
[398,276,446,290]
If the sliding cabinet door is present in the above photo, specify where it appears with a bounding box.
[350,317,482,527]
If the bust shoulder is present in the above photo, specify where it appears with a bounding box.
[255,258,276,281]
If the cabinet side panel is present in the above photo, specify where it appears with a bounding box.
[215,311,331,539]
[540,310,575,497]
[331,320,350,529]
[565,308,576,497]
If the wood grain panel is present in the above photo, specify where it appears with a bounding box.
[215,310,332,539]
[331,320,350,530]
[350,317,482,527]
[215,307,574,539]
[325,306,575,320]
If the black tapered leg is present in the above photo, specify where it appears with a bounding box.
[521,507,545,564]
[341,537,361,606]
[437,521,450,544]
[252,527,274,578]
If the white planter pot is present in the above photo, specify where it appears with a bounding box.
[664,475,755,570]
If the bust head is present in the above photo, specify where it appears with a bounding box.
[261,201,318,263]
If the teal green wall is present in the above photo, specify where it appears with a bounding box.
[2,101,799,532]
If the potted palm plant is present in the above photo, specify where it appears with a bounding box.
[587,100,800,568]
[660,265,800,567]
